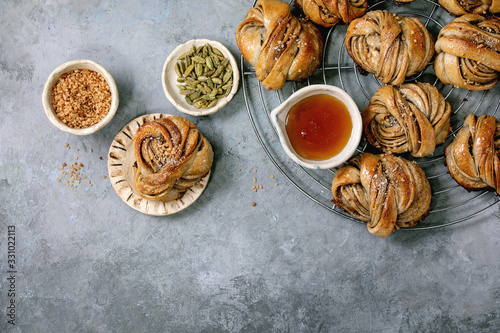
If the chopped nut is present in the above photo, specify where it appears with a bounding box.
[52,69,111,129]
[57,154,93,190]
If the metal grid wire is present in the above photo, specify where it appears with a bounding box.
[241,0,500,230]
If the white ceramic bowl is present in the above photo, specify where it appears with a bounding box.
[270,84,362,169]
[42,59,119,135]
[162,39,239,116]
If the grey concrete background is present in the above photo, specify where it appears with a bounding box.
[1,1,499,332]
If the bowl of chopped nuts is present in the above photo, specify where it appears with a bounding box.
[162,39,239,116]
[42,59,119,135]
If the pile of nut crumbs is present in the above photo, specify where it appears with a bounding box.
[52,69,111,129]
[57,143,107,189]
[238,168,279,207]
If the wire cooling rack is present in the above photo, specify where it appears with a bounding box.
[241,0,500,230]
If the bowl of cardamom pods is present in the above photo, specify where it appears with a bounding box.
[162,39,239,116]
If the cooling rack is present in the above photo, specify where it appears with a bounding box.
[241,0,500,230]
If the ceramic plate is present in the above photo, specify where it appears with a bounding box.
[107,113,210,216]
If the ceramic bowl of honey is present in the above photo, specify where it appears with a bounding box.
[270,84,362,169]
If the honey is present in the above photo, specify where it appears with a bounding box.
[285,94,352,161]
